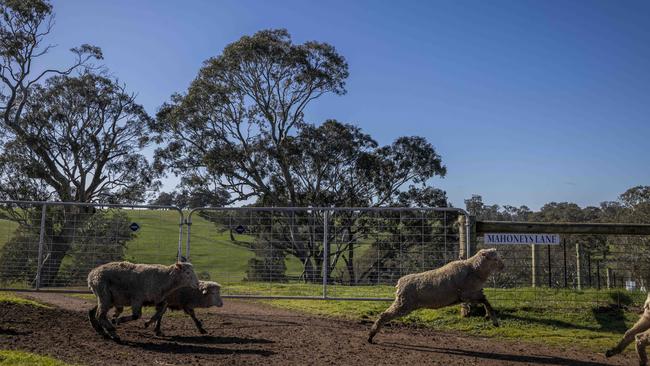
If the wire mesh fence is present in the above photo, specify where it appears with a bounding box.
[0,200,184,292]
[476,233,650,308]
[186,207,465,299]
[1,200,649,309]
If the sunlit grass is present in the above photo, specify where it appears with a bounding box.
[0,292,47,308]
[0,350,75,366]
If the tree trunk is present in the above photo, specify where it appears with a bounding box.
[38,239,71,287]
[347,241,356,285]
[37,210,89,287]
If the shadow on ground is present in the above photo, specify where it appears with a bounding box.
[167,335,274,345]
[122,339,275,357]
[380,342,609,366]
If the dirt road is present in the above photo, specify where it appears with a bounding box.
[0,292,635,365]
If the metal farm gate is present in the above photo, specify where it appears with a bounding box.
[185,207,469,300]
[0,200,184,293]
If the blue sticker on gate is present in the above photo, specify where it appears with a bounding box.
[129,222,141,232]
[235,225,246,234]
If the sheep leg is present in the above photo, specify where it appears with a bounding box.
[636,329,650,366]
[88,306,110,339]
[96,301,119,341]
[606,316,650,357]
[111,306,124,325]
[144,303,168,336]
[184,308,207,334]
[368,300,412,344]
[114,302,142,325]
[478,297,499,327]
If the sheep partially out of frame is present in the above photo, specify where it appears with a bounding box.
[87,261,199,341]
[606,293,650,365]
[368,248,505,344]
[110,280,223,336]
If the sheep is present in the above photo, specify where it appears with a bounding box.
[605,292,650,365]
[367,248,505,344]
[87,261,199,341]
[109,280,223,336]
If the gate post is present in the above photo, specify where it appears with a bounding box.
[185,214,192,262]
[459,214,475,317]
[35,203,47,290]
[576,242,582,290]
[178,211,185,262]
[322,210,329,299]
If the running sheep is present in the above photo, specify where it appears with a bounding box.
[368,248,505,343]
[606,292,650,365]
[87,261,199,341]
[110,280,224,336]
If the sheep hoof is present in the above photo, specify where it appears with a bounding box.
[605,349,615,358]
[143,321,151,328]
[367,336,375,344]
[199,328,208,335]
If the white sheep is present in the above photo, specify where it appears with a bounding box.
[606,292,650,365]
[110,280,223,336]
[368,248,505,343]
[87,261,199,341]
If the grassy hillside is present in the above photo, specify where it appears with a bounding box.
[0,218,18,250]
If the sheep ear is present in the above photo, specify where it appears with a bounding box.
[174,262,183,271]
[202,289,208,295]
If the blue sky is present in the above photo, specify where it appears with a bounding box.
[44,0,650,210]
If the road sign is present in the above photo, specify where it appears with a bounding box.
[483,233,560,245]
[129,222,141,232]
[235,225,246,234]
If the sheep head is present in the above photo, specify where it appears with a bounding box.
[199,281,223,307]
[474,248,505,274]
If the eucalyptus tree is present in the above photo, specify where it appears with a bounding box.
[0,71,156,285]
[153,29,448,282]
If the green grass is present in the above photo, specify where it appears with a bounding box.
[250,286,645,352]
[0,351,75,366]
[0,292,47,308]
[0,218,18,250]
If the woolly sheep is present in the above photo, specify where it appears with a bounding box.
[87,261,199,341]
[110,280,223,336]
[368,248,505,343]
[606,292,650,365]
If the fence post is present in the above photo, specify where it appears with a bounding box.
[322,210,329,299]
[606,267,611,289]
[35,203,47,290]
[459,214,474,317]
[178,211,184,262]
[576,242,582,291]
[458,215,466,259]
[531,244,539,287]
[587,251,592,288]
[563,239,567,288]
[546,244,553,288]
[185,214,192,262]
[468,215,476,258]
